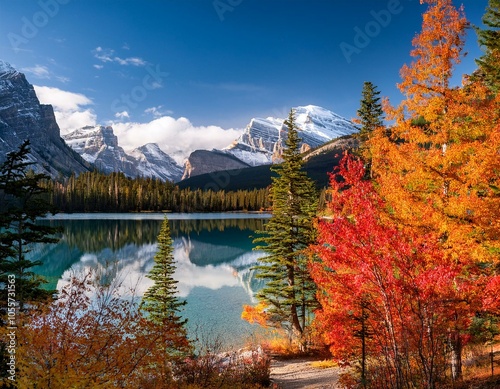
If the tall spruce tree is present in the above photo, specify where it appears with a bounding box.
[141,217,191,360]
[475,0,500,92]
[254,109,318,345]
[355,81,384,177]
[0,140,60,311]
[357,81,384,143]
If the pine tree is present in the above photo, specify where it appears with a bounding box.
[141,217,191,361]
[356,81,384,143]
[475,0,500,92]
[0,140,60,311]
[253,109,318,346]
[355,81,384,177]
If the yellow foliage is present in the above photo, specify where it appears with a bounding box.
[242,303,270,328]
[261,335,301,357]
[309,359,338,369]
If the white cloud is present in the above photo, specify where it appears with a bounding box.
[115,111,130,119]
[115,57,146,66]
[35,86,243,162]
[22,65,70,83]
[93,47,146,67]
[56,75,70,83]
[34,86,97,134]
[144,105,173,118]
[112,116,243,165]
[22,65,50,78]
[93,64,104,70]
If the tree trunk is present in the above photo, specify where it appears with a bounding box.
[450,334,462,382]
[360,303,367,388]
[287,265,303,340]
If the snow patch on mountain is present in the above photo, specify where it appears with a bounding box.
[0,61,19,78]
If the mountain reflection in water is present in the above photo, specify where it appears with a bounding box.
[32,215,269,346]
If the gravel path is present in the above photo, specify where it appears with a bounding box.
[270,357,340,389]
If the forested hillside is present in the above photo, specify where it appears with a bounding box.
[45,171,271,213]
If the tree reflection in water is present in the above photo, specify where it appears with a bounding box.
[32,215,269,347]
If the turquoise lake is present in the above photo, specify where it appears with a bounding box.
[31,213,270,348]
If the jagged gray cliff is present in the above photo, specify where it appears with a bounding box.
[182,149,250,180]
[62,125,139,176]
[63,125,183,182]
[0,60,91,178]
[130,143,183,182]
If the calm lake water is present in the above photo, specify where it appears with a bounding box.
[32,213,270,347]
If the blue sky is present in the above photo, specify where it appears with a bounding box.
[0,0,490,160]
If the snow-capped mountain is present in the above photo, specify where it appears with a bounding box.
[63,126,183,181]
[0,61,20,77]
[223,105,358,166]
[0,60,358,183]
[130,143,183,182]
[63,125,138,176]
[0,60,91,178]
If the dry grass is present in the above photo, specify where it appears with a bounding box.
[309,359,338,369]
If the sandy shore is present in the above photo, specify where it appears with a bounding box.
[270,357,340,389]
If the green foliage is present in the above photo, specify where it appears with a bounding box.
[356,81,383,143]
[475,0,500,92]
[141,217,191,359]
[179,164,276,191]
[46,170,270,213]
[253,109,319,343]
[355,81,384,177]
[0,140,60,310]
[45,138,356,214]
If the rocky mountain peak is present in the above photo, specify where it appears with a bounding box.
[63,127,183,182]
[0,61,20,79]
[130,143,184,182]
[222,105,358,167]
[0,61,91,178]
[63,125,138,175]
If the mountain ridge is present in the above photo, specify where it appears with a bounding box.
[181,105,358,180]
[0,60,91,178]
[63,125,184,182]
[179,135,358,191]
[223,105,358,165]
[0,60,359,185]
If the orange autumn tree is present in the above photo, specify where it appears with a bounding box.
[369,0,500,381]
